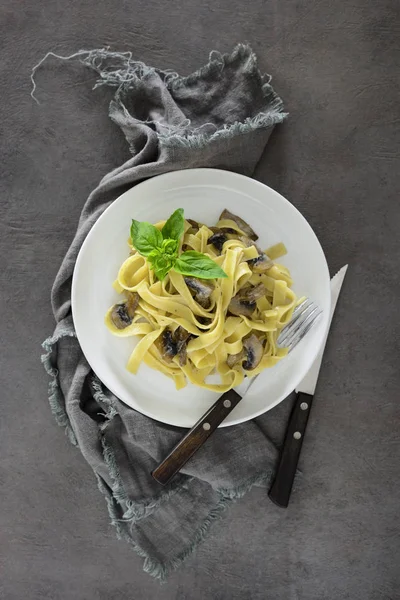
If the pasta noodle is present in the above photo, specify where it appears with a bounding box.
[105,212,297,392]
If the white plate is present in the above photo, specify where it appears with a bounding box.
[72,169,330,428]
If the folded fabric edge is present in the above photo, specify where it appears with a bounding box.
[40,333,193,518]
[98,419,192,521]
[96,469,273,582]
[41,330,274,581]
[41,331,78,446]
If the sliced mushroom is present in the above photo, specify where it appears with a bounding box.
[187,219,201,229]
[228,283,266,317]
[208,228,228,253]
[110,292,140,329]
[184,277,214,309]
[228,297,255,318]
[227,351,244,369]
[155,329,178,363]
[251,253,274,273]
[242,283,266,302]
[187,219,206,234]
[174,326,192,366]
[219,209,258,241]
[242,334,264,370]
[110,303,132,329]
[238,235,257,248]
[226,333,264,371]
[197,316,212,326]
[238,235,262,255]
[236,236,273,271]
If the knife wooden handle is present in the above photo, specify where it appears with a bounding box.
[152,389,242,486]
[268,392,314,508]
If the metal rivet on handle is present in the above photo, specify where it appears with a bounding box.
[300,402,309,410]
[293,431,302,439]
[223,399,232,408]
[203,423,211,431]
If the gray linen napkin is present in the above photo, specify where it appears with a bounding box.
[40,44,287,579]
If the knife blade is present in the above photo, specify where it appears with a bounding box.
[268,264,348,507]
[295,264,348,395]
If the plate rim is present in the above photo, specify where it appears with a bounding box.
[72,168,331,428]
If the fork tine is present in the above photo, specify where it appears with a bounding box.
[292,297,310,316]
[281,306,320,347]
[286,310,322,351]
[278,301,317,345]
[277,297,322,351]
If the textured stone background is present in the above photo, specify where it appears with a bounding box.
[1,0,399,598]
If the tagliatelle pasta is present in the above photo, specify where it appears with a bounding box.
[105,211,298,392]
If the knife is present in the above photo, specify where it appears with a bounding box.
[152,268,346,486]
[268,264,348,507]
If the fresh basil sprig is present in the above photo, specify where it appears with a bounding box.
[130,208,228,281]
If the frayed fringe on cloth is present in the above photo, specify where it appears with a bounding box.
[96,470,274,581]
[30,44,286,150]
[41,329,78,446]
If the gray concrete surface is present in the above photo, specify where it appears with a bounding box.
[1,0,399,598]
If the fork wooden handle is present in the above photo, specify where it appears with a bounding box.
[268,392,314,508]
[152,389,242,486]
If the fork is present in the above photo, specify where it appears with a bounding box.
[152,299,322,486]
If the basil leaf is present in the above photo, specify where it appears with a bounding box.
[148,251,176,281]
[174,251,228,279]
[153,265,171,281]
[130,220,163,257]
[161,238,179,257]
[161,208,184,242]
[147,248,162,262]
